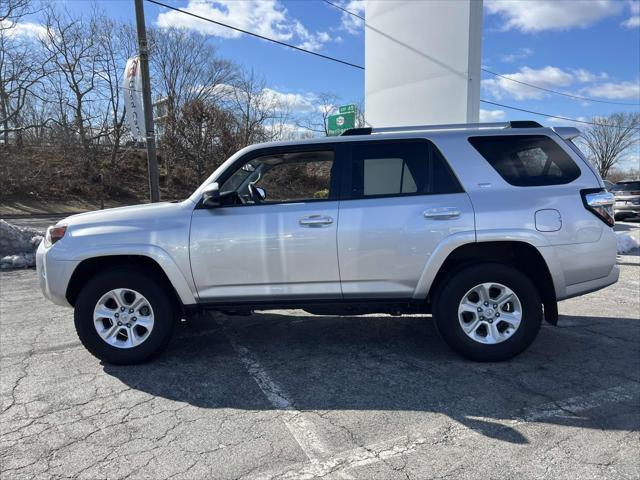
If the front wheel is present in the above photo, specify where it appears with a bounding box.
[74,269,177,365]
[433,263,542,361]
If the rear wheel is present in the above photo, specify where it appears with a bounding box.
[74,269,177,365]
[433,263,542,361]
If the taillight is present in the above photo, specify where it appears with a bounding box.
[581,189,615,227]
[45,225,67,247]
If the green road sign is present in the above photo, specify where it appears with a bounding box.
[327,106,356,136]
[339,104,356,114]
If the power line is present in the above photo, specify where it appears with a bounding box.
[146,0,364,70]
[323,0,640,107]
[322,0,364,21]
[148,0,638,130]
[480,100,640,130]
[482,68,640,107]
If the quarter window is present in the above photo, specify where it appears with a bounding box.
[468,135,581,187]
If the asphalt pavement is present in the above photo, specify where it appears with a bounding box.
[1,252,639,479]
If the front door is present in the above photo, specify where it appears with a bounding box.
[190,146,341,302]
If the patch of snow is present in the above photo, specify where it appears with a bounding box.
[0,220,44,269]
[617,233,640,254]
[1,253,35,269]
[31,235,44,248]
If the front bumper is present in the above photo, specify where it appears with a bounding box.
[36,242,79,308]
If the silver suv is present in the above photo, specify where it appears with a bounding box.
[611,180,640,220]
[36,121,619,364]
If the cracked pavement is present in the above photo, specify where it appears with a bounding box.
[1,253,639,479]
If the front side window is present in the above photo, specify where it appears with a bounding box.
[468,135,581,187]
[348,140,461,198]
[220,150,335,204]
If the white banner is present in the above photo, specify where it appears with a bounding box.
[122,56,145,141]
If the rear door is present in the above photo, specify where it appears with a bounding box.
[336,138,475,299]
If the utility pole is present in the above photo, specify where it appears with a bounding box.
[134,0,160,202]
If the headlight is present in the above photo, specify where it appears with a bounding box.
[45,225,67,247]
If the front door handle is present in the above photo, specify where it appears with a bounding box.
[424,207,461,220]
[299,215,334,227]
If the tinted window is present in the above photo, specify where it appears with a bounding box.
[612,181,640,192]
[348,141,461,198]
[468,135,581,187]
[221,150,334,204]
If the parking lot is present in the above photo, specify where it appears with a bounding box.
[1,235,639,479]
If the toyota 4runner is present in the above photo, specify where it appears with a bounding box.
[36,121,619,364]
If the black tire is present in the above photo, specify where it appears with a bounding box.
[74,268,177,365]
[433,263,542,362]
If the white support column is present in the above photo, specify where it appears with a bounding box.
[365,0,484,127]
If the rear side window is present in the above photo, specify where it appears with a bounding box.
[468,135,581,187]
[347,140,462,198]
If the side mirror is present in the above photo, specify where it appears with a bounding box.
[202,182,220,206]
[254,186,266,201]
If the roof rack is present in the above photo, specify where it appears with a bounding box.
[341,120,543,136]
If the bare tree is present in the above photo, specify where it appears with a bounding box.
[230,69,290,147]
[0,31,47,143]
[297,91,340,135]
[151,27,237,179]
[0,0,31,28]
[41,5,100,164]
[94,17,133,165]
[579,113,640,179]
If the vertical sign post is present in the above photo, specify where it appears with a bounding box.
[134,0,160,203]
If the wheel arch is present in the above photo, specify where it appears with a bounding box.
[423,240,558,325]
[65,254,189,316]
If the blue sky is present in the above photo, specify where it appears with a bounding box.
[16,0,640,167]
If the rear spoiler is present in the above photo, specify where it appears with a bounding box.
[552,126,581,141]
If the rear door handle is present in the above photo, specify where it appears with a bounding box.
[299,215,334,227]
[424,207,461,220]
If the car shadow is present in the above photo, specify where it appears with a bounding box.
[103,312,640,445]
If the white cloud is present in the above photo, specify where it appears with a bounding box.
[480,109,506,122]
[582,81,640,100]
[0,20,47,40]
[485,0,623,32]
[483,66,574,100]
[156,0,331,51]
[622,1,640,28]
[484,64,639,103]
[571,68,609,83]
[500,47,533,63]
[261,88,316,112]
[337,0,365,34]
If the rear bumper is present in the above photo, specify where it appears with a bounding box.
[561,264,619,300]
[539,226,619,301]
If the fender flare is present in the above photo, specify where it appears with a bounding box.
[412,229,566,313]
[68,244,197,305]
